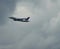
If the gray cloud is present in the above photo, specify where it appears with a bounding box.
[0,0,16,25]
[0,0,60,49]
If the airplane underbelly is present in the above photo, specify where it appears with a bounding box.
[23,19,26,21]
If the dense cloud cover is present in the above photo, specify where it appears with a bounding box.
[0,0,60,49]
[0,0,16,25]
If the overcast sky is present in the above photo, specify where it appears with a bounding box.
[0,0,60,49]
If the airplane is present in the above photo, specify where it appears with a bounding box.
[9,17,30,22]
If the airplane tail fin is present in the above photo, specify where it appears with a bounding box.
[26,17,30,20]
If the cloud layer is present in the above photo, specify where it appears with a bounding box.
[0,0,16,25]
[0,0,60,49]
